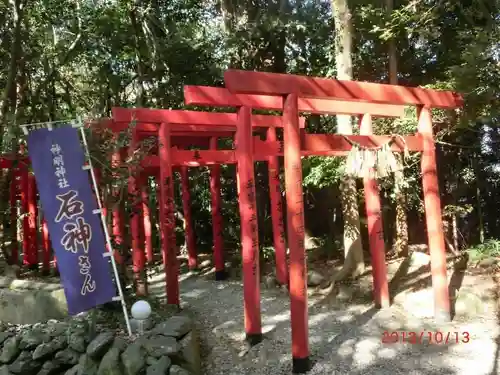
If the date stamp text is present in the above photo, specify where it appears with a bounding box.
[382,331,470,344]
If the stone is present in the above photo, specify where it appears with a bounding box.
[179,329,201,375]
[68,320,90,342]
[19,331,49,350]
[146,356,171,375]
[48,289,69,314]
[68,334,87,353]
[146,357,157,366]
[169,365,189,375]
[0,365,11,375]
[0,288,67,325]
[37,360,66,375]
[409,251,431,267]
[45,322,69,338]
[86,332,115,359]
[97,347,121,375]
[8,350,42,374]
[0,336,20,364]
[55,349,80,366]
[199,259,211,268]
[263,275,278,289]
[0,333,11,346]
[77,354,98,375]
[3,265,20,279]
[121,342,146,375]
[151,316,191,339]
[131,335,150,348]
[111,338,127,352]
[336,285,354,302]
[307,270,324,287]
[69,319,89,333]
[32,323,45,330]
[64,365,79,375]
[478,257,498,268]
[32,337,66,361]
[143,336,180,358]
[454,289,486,317]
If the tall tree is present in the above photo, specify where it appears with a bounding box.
[331,0,365,278]
[385,0,408,256]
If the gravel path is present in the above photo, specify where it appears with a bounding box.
[148,260,500,375]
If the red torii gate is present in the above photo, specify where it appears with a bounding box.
[113,93,418,351]
[100,70,462,374]
[218,69,462,373]
[0,155,53,273]
[182,72,462,373]
[90,119,241,292]
[183,85,412,321]
[107,109,307,296]
[112,93,419,348]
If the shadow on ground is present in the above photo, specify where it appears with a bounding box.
[146,254,499,375]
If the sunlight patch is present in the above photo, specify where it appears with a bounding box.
[337,341,355,357]
[353,337,380,366]
[377,346,398,359]
[337,314,354,323]
[262,324,276,334]
[309,311,335,326]
[264,312,289,324]
[183,288,206,298]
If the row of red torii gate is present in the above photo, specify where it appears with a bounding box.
[8,70,463,373]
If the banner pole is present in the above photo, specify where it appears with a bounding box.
[74,119,132,336]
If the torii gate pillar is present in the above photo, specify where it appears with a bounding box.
[418,106,450,322]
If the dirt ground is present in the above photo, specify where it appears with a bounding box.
[143,249,500,374]
[3,246,499,374]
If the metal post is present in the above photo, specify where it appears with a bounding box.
[75,119,133,336]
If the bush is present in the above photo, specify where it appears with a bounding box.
[466,239,500,262]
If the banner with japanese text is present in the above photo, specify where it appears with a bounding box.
[27,126,116,315]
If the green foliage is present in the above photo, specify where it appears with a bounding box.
[303,156,344,188]
[260,246,276,263]
[1,0,500,266]
[443,204,474,218]
[466,239,500,262]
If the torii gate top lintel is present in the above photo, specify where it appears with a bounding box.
[87,118,226,148]
[183,85,407,118]
[223,69,463,110]
[110,107,306,132]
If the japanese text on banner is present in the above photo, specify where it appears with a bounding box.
[51,143,96,296]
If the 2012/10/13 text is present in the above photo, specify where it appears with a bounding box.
[381,331,470,344]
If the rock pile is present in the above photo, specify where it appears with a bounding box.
[0,314,200,375]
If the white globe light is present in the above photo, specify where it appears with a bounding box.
[131,300,152,320]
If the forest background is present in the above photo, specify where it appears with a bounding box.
[1,0,499,280]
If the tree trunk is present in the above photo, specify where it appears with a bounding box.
[331,0,364,278]
[452,214,458,250]
[386,0,397,85]
[0,0,25,266]
[130,6,146,107]
[393,169,408,255]
[386,0,408,257]
[0,0,25,146]
[476,174,484,244]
